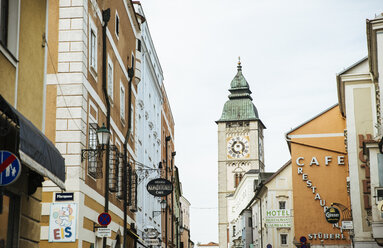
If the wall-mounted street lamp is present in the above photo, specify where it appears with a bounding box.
[81,123,111,162]
[152,199,167,217]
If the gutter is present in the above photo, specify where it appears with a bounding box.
[101,8,111,248]
[123,51,135,248]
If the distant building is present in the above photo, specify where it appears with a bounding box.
[197,242,220,248]
[41,0,142,247]
[216,61,266,248]
[337,13,383,247]
[133,2,164,247]
[251,162,293,248]
[0,0,65,247]
[180,195,192,248]
[286,105,351,247]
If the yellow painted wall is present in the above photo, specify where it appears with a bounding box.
[16,0,47,129]
[0,53,16,103]
[289,106,351,245]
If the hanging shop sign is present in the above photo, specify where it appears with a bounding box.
[0,150,22,186]
[325,207,340,224]
[265,209,292,228]
[147,178,173,197]
[48,203,77,242]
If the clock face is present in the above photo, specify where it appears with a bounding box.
[227,136,250,159]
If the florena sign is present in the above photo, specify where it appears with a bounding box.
[49,203,77,242]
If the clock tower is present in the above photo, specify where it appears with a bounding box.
[216,60,265,248]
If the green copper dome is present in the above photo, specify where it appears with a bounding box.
[218,61,259,122]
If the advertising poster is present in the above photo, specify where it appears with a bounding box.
[48,203,77,242]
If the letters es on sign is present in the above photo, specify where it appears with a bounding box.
[146,178,173,197]
[325,207,341,224]
[0,150,22,186]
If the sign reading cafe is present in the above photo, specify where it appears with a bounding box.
[147,178,173,197]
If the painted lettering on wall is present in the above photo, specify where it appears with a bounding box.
[358,134,372,210]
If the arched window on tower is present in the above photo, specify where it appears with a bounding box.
[234,173,243,188]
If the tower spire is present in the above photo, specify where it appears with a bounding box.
[237,56,242,71]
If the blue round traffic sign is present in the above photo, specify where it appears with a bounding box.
[0,150,22,186]
[300,236,307,243]
[266,244,272,248]
[98,212,111,226]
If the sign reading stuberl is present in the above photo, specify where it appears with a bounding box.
[265,209,292,228]
[147,178,173,197]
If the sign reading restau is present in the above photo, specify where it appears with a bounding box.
[265,209,292,228]
[147,178,173,197]
[49,203,77,242]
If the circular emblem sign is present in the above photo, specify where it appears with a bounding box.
[325,207,341,224]
[266,244,272,248]
[0,150,22,186]
[147,178,173,197]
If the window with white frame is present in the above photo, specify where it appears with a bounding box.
[279,201,286,209]
[120,82,125,121]
[115,11,119,38]
[89,17,97,73]
[0,0,19,58]
[107,56,114,100]
[280,234,287,245]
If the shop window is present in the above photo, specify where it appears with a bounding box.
[0,191,20,248]
[279,201,286,210]
[280,234,287,245]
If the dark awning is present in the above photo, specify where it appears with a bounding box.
[0,95,65,189]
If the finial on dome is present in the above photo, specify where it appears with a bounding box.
[237,56,242,71]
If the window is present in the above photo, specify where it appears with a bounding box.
[279,201,286,210]
[280,234,287,245]
[89,17,97,73]
[115,11,119,38]
[377,188,383,203]
[107,56,114,100]
[120,83,125,121]
[88,123,102,179]
[130,106,134,129]
[248,217,252,227]
[137,39,141,52]
[109,145,119,192]
[0,0,19,58]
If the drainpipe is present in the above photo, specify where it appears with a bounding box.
[123,53,135,247]
[255,195,262,248]
[171,152,176,246]
[102,8,111,248]
[165,136,171,248]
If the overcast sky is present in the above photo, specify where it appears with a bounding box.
[140,0,382,244]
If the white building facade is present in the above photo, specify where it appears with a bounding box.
[251,162,294,248]
[134,3,164,247]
